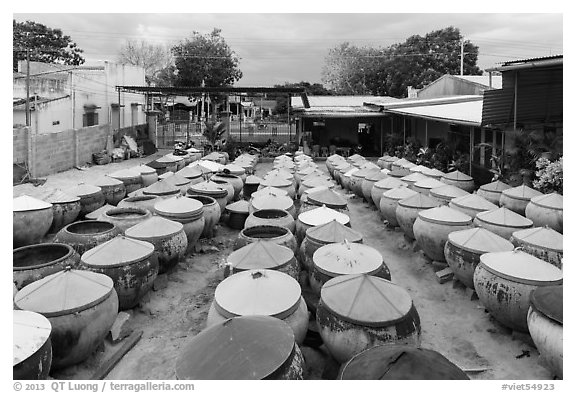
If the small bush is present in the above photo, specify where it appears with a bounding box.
[533,156,563,194]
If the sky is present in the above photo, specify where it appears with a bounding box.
[12,7,564,87]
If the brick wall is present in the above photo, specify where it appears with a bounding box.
[77,124,111,165]
[33,130,76,177]
[13,127,28,164]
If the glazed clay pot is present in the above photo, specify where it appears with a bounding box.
[477,180,511,206]
[212,179,235,204]
[154,196,205,252]
[34,189,81,233]
[13,196,53,247]
[429,185,470,206]
[244,209,296,234]
[13,243,80,290]
[379,186,417,226]
[412,178,447,195]
[361,171,388,204]
[510,227,563,269]
[371,177,406,207]
[65,184,105,217]
[395,193,441,240]
[440,170,475,192]
[80,236,159,310]
[499,185,543,216]
[187,194,221,238]
[525,193,563,233]
[188,181,228,214]
[53,220,122,255]
[212,173,243,200]
[234,225,298,254]
[92,177,126,206]
[132,165,158,187]
[448,194,499,218]
[295,206,351,245]
[225,200,250,230]
[117,195,161,215]
[108,169,143,194]
[99,207,152,233]
[474,207,533,240]
[13,310,52,380]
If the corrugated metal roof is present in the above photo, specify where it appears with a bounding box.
[500,55,563,66]
[486,55,563,72]
[366,95,483,109]
[291,95,397,110]
[384,99,483,127]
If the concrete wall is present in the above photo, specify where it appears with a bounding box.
[13,127,28,164]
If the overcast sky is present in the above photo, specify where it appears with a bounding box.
[13,7,564,87]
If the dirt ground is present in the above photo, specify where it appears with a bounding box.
[13,152,554,380]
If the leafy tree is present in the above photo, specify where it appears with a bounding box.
[13,20,85,71]
[117,40,172,85]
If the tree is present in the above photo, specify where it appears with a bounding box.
[13,20,85,71]
[117,40,173,85]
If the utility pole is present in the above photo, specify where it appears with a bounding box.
[460,39,464,76]
[25,48,31,127]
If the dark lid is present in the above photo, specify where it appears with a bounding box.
[530,285,563,324]
[175,315,295,380]
[81,235,154,268]
[479,250,563,285]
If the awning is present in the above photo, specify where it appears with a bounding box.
[384,99,483,127]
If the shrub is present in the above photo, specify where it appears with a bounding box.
[533,157,563,194]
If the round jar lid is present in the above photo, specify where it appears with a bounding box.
[227,240,294,270]
[414,178,446,190]
[398,193,441,209]
[35,188,80,204]
[297,166,317,176]
[301,171,329,182]
[142,180,180,196]
[251,194,294,211]
[267,168,294,180]
[421,167,446,178]
[225,199,251,214]
[400,172,429,184]
[192,160,225,172]
[175,166,203,179]
[132,164,156,175]
[13,195,53,212]
[65,184,102,198]
[374,177,405,190]
[418,206,473,225]
[306,219,363,244]
[189,181,228,196]
[441,170,473,181]
[163,173,191,187]
[81,235,154,268]
[214,269,301,319]
[125,216,184,239]
[308,189,347,209]
[109,168,140,179]
[479,250,563,285]
[450,194,498,212]
[260,176,292,188]
[223,163,246,174]
[530,193,563,210]
[187,162,214,175]
[157,154,179,163]
[245,175,264,185]
[382,186,418,201]
[320,274,413,327]
[302,178,334,189]
[158,172,174,181]
[401,162,417,169]
[447,227,514,254]
[530,285,563,325]
[366,171,388,182]
[13,310,52,366]
[352,167,378,179]
[409,165,428,173]
[430,184,470,199]
[512,226,563,252]
[502,184,543,201]
[388,168,411,178]
[92,176,124,187]
[393,158,410,166]
[475,207,533,227]
[252,186,289,199]
[14,269,114,317]
[154,195,203,217]
[298,205,350,227]
[313,242,382,276]
[175,315,295,380]
[479,180,511,192]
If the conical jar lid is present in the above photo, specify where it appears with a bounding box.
[352,167,378,179]
[320,274,413,327]
[225,199,251,214]
[175,315,295,380]
[421,167,446,178]
[442,170,473,181]
[302,178,334,189]
[302,171,329,182]
[192,159,224,172]
[14,269,114,317]
[214,269,301,319]
[340,345,469,380]
[154,195,203,218]
[393,158,410,166]
[251,186,288,199]
[37,188,80,204]
[382,187,418,201]
[313,242,382,277]
[142,180,180,196]
[125,216,184,239]
[530,193,563,210]
[163,173,191,187]
[266,168,294,180]
[512,227,563,252]
[132,164,156,175]
[92,176,124,187]
[335,162,352,171]
[475,207,533,227]
[359,162,379,170]
[400,172,429,184]
[261,176,292,188]
[448,228,514,254]
[22,190,73,207]
[13,310,52,366]
[296,166,316,176]
[409,165,429,173]
[251,193,294,211]
[343,168,360,177]
[430,184,470,199]
[398,193,441,209]
[187,162,214,175]
[374,177,405,190]
[245,175,264,185]
[418,206,472,225]
[450,194,498,211]
[502,184,543,200]
[530,285,563,325]
[384,156,399,163]
[65,184,102,198]
[109,168,140,179]
[401,162,417,170]
[306,219,363,244]
[387,168,410,178]
[189,181,228,197]
[308,189,347,209]
[157,154,179,163]
[298,205,350,227]
[479,250,563,285]
[186,147,202,153]
[479,180,511,192]
[348,154,364,162]
[366,171,388,182]
[414,178,446,190]
[176,166,203,179]
[81,235,154,268]
[223,163,246,174]
[227,241,294,270]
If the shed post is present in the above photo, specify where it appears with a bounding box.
[469,126,474,175]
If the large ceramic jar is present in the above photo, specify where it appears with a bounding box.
[429,184,470,205]
[477,180,511,206]
[350,167,380,198]
[298,178,334,199]
[473,250,562,332]
[175,166,204,186]
[390,158,410,172]
[132,164,158,187]
[333,162,352,185]
[326,154,345,177]
[176,315,304,380]
[154,196,205,252]
[222,164,247,182]
[413,206,474,262]
[444,228,514,289]
[147,159,173,176]
[387,168,411,179]
[339,345,469,380]
[212,173,243,200]
[245,209,295,233]
[251,185,288,199]
[186,147,204,163]
[379,186,418,226]
[295,166,317,187]
[80,236,159,310]
[117,195,160,215]
[13,243,80,290]
[499,185,543,216]
[192,159,225,175]
[162,173,192,196]
[207,269,308,345]
[14,269,119,369]
[64,184,105,217]
[295,205,351,244]
[310,242,390,295]
[395,193,441,240]
[400,172,429,191]
[85,204,114,221]
[125,217,187,274]
[204,152,226,165]
[474,207,533,240]
[317,274,421,364]
[108,169,142,194]
[187,194,221,238]
[440,170,475,192]
[420,167,446,180]
[259,175,296,199]
[188,181,228,214]
[525,193,563,233]
[448,194,498,218]
[99,207,152,233]
[91,176,126,206]
[13,310,52,380]
[234,225,298,253]
[382,156,400,170]
[408,165,428,174]
[250,192,296,218]
[510,227,563,269]
[53,220,122,255]
[34,189,81,233]
[164,153,185,171]
[376,155,389,169]
[412,178,446,195]
[341,168,359,191]
[300,188,348,215]
[13,196,53,248]
[371,177,406,207]
[361,170,388,204]
[300,220,363,272]
[226,241,299,280]
[211,179,235,204]
[142,179,181,199]
[527,286,563,379]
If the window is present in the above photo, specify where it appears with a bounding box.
[83,112,99,127]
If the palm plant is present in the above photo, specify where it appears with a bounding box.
[202,121,227,150]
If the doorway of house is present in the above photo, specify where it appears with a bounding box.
[358,123,376,156]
